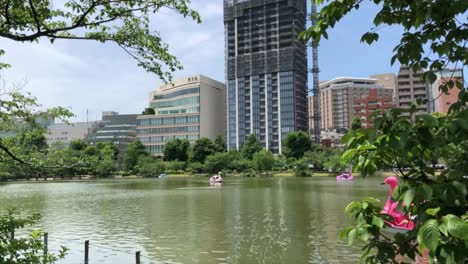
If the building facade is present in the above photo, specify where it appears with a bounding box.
[431,69,464,113]
[353,88,394,128]
[224,0,308,153]
[137,75,225,155]
[309,77,393,131]
[87,112,138,156]
[46,122,96,146]
[395,66,432,118]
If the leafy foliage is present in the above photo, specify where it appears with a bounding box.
[141,108,155,115]
[122,140,148,172]
[0,0,200,81]
[240,134,263,160]
[163,138,189,161]
[301,1,468,262]
[252,149,274,174]
[0,209,67,263]
[136,156,165,177]
[213,135,227,153]
[189,137,217,163]
[282,131,312,159]
[204,152,232,174]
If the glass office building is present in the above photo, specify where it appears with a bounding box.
[137,75,225,155]
[224,0,308,153]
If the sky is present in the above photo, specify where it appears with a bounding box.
[0,0,460,122]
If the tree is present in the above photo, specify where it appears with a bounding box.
[0,0,200,81]
[69,139,87,151]
[141,108,155,115]
[240,134,263,160]
[214,135,227,153]
[136,156,165,177]
[0,209,67,263]
[252,149,274,175]
[204,152,232,174]
[94,159,118,177]
[163,138,189,161]
[301,1,468,263]
[190,138,216,163]
[282,131,312,159]
[122,140,148,171]
[166,160,186,173]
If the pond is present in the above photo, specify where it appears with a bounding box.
[0,176,388,264]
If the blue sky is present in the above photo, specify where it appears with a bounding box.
[0,0,458,122]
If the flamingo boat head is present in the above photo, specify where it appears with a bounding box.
[381,176,415,231]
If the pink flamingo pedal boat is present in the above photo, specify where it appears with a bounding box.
[381,176,415,232]
[209,173,223,183]
[336,172,353,181]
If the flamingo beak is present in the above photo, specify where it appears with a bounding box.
[380,182,386,185]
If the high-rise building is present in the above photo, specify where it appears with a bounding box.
[137,75,225,156]
[431,69,464,113]
[309,77,393,131]
[224,0,308,153]
[395,66,432,118]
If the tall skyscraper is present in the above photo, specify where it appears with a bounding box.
[224,0,308,153]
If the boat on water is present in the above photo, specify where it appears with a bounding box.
[336,172,353,181]
[381,176,414,232]
[158,173,168,179]
[209,172,223,183]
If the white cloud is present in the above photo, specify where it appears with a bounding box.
[0,0,225,122]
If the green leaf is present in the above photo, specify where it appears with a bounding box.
[345,201,361,214]
[347,228,356,245]
[425,207,440,216]
[417,219,440,252]
[402,188,415,207]
[341,149,356,163]
[442,214,468,240]
[340,226,353,239]
[372,215,384,228]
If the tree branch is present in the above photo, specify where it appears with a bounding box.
[0,141,30,165]
[28,0,41,32]
[4,0,11,27]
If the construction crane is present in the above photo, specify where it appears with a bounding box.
[308,2,321,144]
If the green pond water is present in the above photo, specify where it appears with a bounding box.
[0,177,388,264]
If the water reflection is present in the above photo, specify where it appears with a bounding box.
[0,177,386,263]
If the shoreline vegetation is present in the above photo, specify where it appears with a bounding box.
[0,171,397,184]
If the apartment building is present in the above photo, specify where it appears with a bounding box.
[309,77,393,131]
[431,69,464,113]
[137,75,225,155]
[395,66,432,118]
[353,89,394,128]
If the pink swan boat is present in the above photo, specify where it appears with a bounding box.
[336,172,353,181]
[381,176,414,232]
[209,173,223,183]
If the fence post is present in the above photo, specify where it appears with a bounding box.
[136,251,141,264]
[43,232,48,259]
[84,240,89,264]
